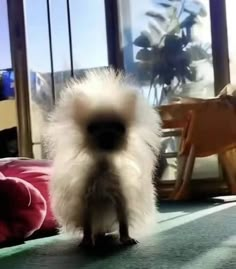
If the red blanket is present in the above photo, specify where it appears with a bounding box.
[0,158,58,247]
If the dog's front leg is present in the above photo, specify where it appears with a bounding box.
[115,194,138,246]
[80,205,95,248]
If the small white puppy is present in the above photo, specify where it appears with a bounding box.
[45,68,162,247]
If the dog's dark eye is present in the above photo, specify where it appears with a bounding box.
[87,119,126,151]
[87,122,99,134]
[87,120,126,135]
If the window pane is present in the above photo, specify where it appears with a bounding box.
[70,0,108,71]
[0,1,17,158]
[0,0,12,70]
[119,0,214,106]
[50,0,72,98]
[226,0,236,84]
[118,0,218,181]
[25,0,54,158]
[24,0,109,158]
[25,0,53,111]
[50,0,109,99]
[50,0,71,73]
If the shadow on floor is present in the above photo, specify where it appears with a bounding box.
[1,200,236,269]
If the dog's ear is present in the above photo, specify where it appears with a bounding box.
[122,91,137,123]
[71,93,91,126]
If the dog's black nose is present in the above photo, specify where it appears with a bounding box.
[87,119,126,151]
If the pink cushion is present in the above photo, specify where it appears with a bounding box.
[0,159,57,233]
[0,172,46,243]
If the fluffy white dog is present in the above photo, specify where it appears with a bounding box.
[45,68,162,247]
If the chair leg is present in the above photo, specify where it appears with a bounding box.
[219,153,236,194]
[174,145,196,200]
[169,154,188,199]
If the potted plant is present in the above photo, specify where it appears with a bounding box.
[134,0,212,105]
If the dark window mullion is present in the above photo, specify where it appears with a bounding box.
[66,0,74,78]
[104,0,124,69]
[210,0,230,95]
[46,0,55,104]
[7,0,33,157]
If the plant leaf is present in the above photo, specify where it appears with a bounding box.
[178,14,196,30]
[133,32,152,48]
[148,22,165,45]
[184,0,207,17]
[146,11,167,23]
[136,49,153,62]
[184,66,197,81]
[186,44,211,61]
[153,0,180,8]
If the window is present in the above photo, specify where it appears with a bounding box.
[70,0,108,71]
[24,0,108,158]
[119,0,214,106]
[25,0,54,109]
[118,0,218,181]
[0,0,12,70]
[226,0,236,84]
[25,0,54,158]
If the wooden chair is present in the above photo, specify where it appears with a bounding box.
[158,94,236,200]
[217,84,236,194]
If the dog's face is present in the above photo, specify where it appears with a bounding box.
[86,112,127,152]
[70,86,137,154]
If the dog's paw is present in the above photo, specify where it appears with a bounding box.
[120,236,139,246]
[79,236,95,249]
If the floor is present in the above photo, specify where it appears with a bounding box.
[1,197,236,269]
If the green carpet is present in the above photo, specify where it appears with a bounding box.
[1,198,236,269]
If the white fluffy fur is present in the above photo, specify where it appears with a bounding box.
[45,68,162,240]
